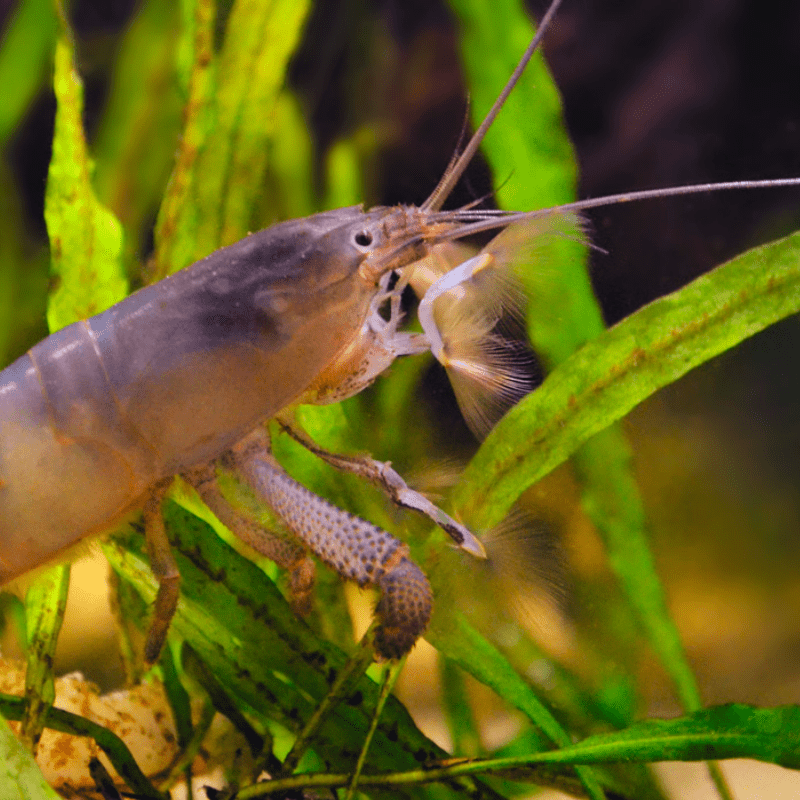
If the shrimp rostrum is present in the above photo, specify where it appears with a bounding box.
[0,14,570,661]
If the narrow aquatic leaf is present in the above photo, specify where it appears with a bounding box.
[448,3,700,786]
[152,0,216,278]
[536,704,800,769]
[0,0,56,144]
[455,230,800,530]
[44,8,127,331]
[448,0,577,208]
[427,611,607,800]
[158,644,193,751]
[211,0,313,247]
[0,711,60,800]
[276,704,800,790]
[156,0,312,274]
[21,566,70,751]
[454,705,800,774]
[449,9,782,763]
[92,0,183,259]
[448,0,604,363]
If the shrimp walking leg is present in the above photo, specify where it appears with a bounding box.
[277,420,486,558]
[142,479,181,664]
[230,433,432,659]
[184,464,316,615]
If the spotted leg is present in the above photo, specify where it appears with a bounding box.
[276,417,486,559]
[230,430,432,660]
[183,463,316,615]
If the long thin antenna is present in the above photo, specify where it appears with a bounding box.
[434,178,800,241]
[421,0,565,213]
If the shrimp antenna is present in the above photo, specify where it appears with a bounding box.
[433,178,800,242]
[421,0,565,213]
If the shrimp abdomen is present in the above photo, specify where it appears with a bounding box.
[0,337,152,580]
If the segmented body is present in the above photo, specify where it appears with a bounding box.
[0,191,498,657]
[0,207,394,581]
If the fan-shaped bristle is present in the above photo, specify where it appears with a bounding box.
[441,324,533,439]
[406,211,586,437]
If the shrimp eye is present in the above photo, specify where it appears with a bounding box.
[354,230,373,247]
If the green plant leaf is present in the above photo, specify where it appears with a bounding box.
[453,705,800,775]
[448,0,706,726]
[151,0,216,278]
[530,704,800,769]
[21,565,70,750]
[194,0,313,251]
[0,0,56,145]
[446,4,706,792]
[448,0,604,363]
[427,610,607,800]
[44,9,127,332]
[154,0,312,275]
[455,229,800,530]
[0,711,61,800]
[248,704,800,793]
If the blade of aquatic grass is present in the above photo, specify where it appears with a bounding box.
[155,0,313,276]
[20,567,70,751]
[455,230,800,528]
[152,0,216,278]
[92,0,183,268]
[427,610,607,800]
[0,711,61,800]
[446,5,686,795]
[0,0,56,145]
[45,2,127,331]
